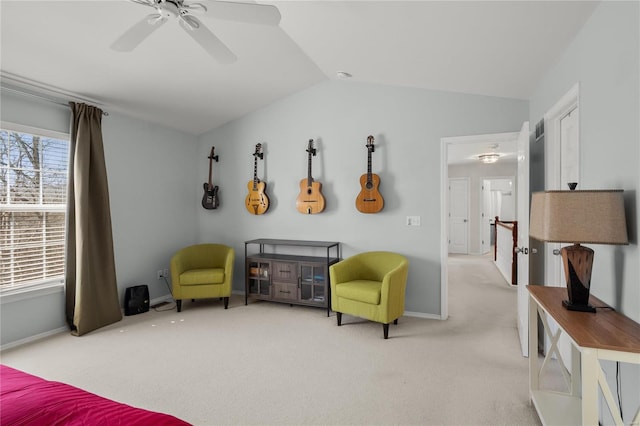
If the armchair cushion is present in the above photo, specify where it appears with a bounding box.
[179,268,225,286]
[334,279,381,305]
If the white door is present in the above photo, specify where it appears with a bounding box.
[481,180,492,254]
[516,121,530,357]
[449,178,469,254]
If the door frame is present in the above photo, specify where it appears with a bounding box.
[543,82,580,288]
[440,131,519,320]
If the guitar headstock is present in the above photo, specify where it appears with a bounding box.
[208,146,219,162]
[366,135,375,153]
[306,139,316,156]
[253,143,264,159]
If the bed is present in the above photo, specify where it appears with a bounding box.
[0,365,190,425]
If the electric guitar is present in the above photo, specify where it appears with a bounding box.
[355,135,384,213]
[245,143,270,215]
[201,146,219,210]
[296,139,326,214]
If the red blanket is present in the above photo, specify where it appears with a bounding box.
[0,365,190,425]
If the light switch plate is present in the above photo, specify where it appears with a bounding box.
[406,216,421,226]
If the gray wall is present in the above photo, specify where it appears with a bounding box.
[528,1,639,421]
[196,80,528,316]
[529,1,639,321]
[0,92,199,347]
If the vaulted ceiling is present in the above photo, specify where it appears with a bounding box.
[1,1,599,137]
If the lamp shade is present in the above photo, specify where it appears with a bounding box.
[529,190,628,245]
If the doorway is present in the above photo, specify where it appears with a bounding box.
[480,177,516,255]
[440,131,520,320]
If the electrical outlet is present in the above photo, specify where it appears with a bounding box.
[163,268,169,278]
[157,269,163,280]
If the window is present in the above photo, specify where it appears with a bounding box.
[0,124,69,292]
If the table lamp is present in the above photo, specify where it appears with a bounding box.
[529,186,628,312]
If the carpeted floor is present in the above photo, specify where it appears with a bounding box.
[1,254,543,425]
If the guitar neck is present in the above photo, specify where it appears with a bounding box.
[307,152,313,186]
[366,150,373,183]
[208,158,213,188]
[253,158,258,190]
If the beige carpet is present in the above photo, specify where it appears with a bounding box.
[1,254,542,425]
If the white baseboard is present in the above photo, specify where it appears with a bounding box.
[150,294,173,306]
[404,310,443,320]
[1,326,68,352]
[233,290,441,320]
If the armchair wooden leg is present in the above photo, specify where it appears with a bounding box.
[383,323,389,339]
[337,312,342,326]
[394,318,398,325]
[176,300,182,312]
[223,297,229,309]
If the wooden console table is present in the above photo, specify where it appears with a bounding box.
[245,239,341,316]
[528,286,640,425]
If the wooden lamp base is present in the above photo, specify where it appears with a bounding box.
[561,243,596,313]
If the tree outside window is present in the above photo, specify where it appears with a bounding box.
[0,128,69,289]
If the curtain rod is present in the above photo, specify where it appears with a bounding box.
[0,78,109,116]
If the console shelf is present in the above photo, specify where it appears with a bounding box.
[244,239,341,316]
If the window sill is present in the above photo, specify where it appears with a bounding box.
[0,280,64,304]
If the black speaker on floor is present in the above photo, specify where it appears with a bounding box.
[124,285,149,316]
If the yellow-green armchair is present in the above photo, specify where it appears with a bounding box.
[330,251,409,339]
[170,244,235,312]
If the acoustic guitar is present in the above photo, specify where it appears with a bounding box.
[245,143,269,215]
[355,135,384,213]
[201,146,219,210]
[296,139,326,214]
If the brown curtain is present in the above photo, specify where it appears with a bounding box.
[65,102,122,336]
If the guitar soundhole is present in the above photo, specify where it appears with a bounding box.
[366,182,373,190]
[307,188,312,195]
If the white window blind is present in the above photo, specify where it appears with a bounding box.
[0,127,69,290]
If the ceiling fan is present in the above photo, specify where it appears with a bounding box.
[111,0,281,64]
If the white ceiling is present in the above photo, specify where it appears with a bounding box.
[1,0,598,143]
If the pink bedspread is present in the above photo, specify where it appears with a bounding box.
[0,365,190,425]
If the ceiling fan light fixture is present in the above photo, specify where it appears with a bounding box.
[478,153,500,164]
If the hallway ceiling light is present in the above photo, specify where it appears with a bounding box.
[478,153,500,164]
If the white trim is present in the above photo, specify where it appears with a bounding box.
[442,131,521,146]
[1,121,70,140]
[440,140,449,320]
[543,83,580,289]
[404,310,442,321]
[0,326,68,352]
[543,82,580,191]
[150,294,174,306]
[0,279,64,304]
[1,71,107,111]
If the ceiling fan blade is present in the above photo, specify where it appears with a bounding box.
[111,14,167,52]
[203,1,281,26]
[179,16,237,63]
